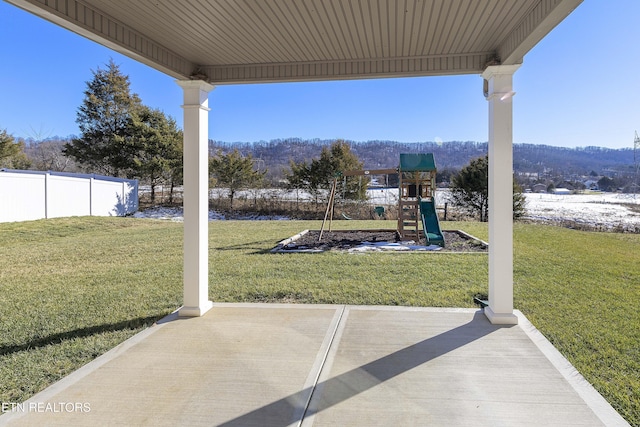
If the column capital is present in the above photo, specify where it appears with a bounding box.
[482,64,520,101]
[175,79,216,92]
[481,64,521,80]
[176,80,216,108]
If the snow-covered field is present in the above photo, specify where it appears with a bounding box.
[135,188,640,231]
[523,192,640,230]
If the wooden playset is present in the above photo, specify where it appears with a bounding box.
[320,153,445,247]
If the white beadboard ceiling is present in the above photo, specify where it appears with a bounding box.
[7,0,582,83]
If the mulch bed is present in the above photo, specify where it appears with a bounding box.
[275,229,488,252]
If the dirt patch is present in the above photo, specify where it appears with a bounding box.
[274,230,488,252]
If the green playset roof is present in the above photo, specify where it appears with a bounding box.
[399,153,436,171]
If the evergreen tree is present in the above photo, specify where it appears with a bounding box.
[450,156,489,221]
[597,176,616,192]
[513,181,527,220]
[64,59,142,176]
[286,139,367,203]
[0,129,31,169]
[125,106,183,203]
[450,155,526,221]
[318,140,368,200]
[209,149,266,209]
[285,159,311,208]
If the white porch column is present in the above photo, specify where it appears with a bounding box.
[481,64,520,325]
[177,80,215,317]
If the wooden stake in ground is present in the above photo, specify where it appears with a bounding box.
[319,178,338,241]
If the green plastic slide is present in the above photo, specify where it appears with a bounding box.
[419,199,445,247]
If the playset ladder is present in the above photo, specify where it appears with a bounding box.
[399,199,420,240]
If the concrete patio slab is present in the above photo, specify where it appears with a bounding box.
[0,304,628,426]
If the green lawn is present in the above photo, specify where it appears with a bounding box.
[0,218,637,425]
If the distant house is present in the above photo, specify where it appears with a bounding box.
[531,183,547,193]
[584,180,599,190]
[552,188,571,195]
[368,178,382,187]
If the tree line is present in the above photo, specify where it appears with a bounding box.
[210,139,635,184]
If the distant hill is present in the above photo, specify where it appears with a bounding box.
[210,138,635,183]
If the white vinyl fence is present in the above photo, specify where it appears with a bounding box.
[0,169,138,223]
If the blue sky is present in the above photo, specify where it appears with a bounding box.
[0,1,638,149]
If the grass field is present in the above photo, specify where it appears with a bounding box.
[0,217,638,425]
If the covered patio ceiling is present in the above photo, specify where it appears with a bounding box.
[8,0,582,84]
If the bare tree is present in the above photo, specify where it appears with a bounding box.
[25,139,76,171]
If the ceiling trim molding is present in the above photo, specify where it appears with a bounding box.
[202,53,495,84]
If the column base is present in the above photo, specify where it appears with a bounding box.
[179,300,214,317]
[484,306,518,325]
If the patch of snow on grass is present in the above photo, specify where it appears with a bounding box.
[133,207,185,221]
[133,206,289,221]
